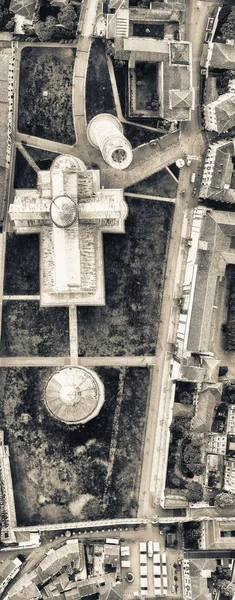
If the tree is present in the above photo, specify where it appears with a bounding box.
[180,391,193,405]
[216,580,235,597]
[212,566,231,582]
[170,414,192,440]
[186,481,203,503]
[221,8,235,40]
[183,522,201,549]
[34,17,57,42]
[5,18,15,31]
[215,491,235,509]
[219,365,228,377]
[182,444,204,475]
[57,5,77,31]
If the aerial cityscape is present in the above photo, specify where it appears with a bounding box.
[2,0,235,599]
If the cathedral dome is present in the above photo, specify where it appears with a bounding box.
[45,367,105,425]
[50,195,78,228]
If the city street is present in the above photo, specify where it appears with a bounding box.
[137,0,221,519]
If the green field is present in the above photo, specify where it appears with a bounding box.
[77,197,174,356]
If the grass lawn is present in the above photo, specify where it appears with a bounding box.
[14,149,37,189]
[106,367,150,518]
[4,234,40,296]
[1,301,69,356]
[126,169,177,198]
[77,198,174,356]
[86,39,116,122]
[18,47,76,144]
[0,366,149,525]
[124,124,161,149]
[27,147,59,169]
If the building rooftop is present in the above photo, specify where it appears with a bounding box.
[10,0,36,21]
[210,42,235,70]
[170,41,190,65]
[45,366,105,425]
[186,209,235,354]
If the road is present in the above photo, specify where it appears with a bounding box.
[137,0,219,519]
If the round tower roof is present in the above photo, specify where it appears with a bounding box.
[50,195,78,228]
[45,367,105,425]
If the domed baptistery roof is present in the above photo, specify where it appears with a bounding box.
[45,367,105,425]
[50,195,78,228]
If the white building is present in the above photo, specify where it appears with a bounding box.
[204,81,235,134]
[9,155,128,307]
[224,459,235,493]
[227,406,235,434]
[207,433,227,456]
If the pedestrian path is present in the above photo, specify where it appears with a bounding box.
[69,305,78,364]
[124,193,175,203]
[3,295,40,301]
[0,356,156,367]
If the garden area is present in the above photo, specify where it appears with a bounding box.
[126,168,178,198]
[0,366,150,524]
[4,233,40,296]
[77,197,174,356]
[18,47,76,144]
[174,381,197,405]
[135,62,159,112]
[86,39,116,123]
[166,412,204,504]
[183,521,201,549]
[133,23,164,38]
[0,0,14,31]
[0,301,69,356]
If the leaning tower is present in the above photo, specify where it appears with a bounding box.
[87,113,133,170]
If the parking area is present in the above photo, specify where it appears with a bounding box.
[121,536,183,599]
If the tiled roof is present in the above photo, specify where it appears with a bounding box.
[211,147,233,189]
[189,558,216,600]
[170,89,193,108]
[210,43,235,70]
[10,0,36,21]
[170,41,190,65]
[212,95,235,133]
[187,214,225,352]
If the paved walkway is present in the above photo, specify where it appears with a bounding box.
[124,192,175,203]
[69,305,79,364]
[3,295,40,301]
[0,356,155,367]
[16,142,40,173]
[15,132,73,155]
